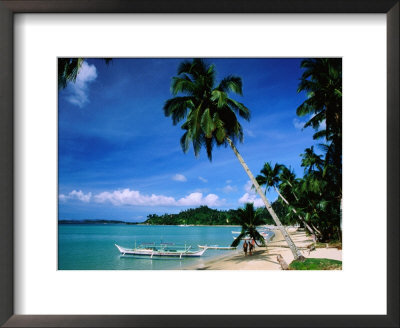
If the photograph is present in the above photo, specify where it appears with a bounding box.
[58,57,342,271]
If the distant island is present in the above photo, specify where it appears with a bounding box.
[58,202,291,226]
[58,219,139,225]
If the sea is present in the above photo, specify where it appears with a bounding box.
[58,224,274,270]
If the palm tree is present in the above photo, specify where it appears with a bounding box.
[256,163,318,238]
[296,177,340,242]
[255,162,282,194]
[296,58,342,141]
[296,58,342,242]
[300,146,324,175]
[297,58,342,204]
[279,166,299,201]
[231,203,266,247]
[164,59,304,260]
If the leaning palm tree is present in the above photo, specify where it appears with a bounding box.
[256,163,318,238]
[255,162,282,195]
[164,58,304,260]
[231,203,266,247]
[279,166,300,201]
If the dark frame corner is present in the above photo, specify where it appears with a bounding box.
[0,0,398,327]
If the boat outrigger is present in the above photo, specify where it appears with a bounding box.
[115,243,207,258]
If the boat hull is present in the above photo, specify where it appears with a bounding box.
[115,244,206,258]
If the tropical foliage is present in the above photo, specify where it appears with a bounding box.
[231,203,266,247]
[163,58,250,160]
[58,58,112,89]
[145,206,242,226]
[164,59,304,260]
[145,202,294,226]
[289,258,342,270]
[255,162,319,238]
[255,58,342,242]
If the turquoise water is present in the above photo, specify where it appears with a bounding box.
[58,224,272,270]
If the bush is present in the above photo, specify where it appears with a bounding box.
[289,258,342,270]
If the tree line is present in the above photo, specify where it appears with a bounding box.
[144,203,291,226]
[163,58,342,256]
[59,57,342,258]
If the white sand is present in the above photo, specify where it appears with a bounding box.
[186,229,342,270]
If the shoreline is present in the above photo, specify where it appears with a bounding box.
[185,229,342,270]
[58,221,243,227]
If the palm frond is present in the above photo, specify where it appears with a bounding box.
[163,96,193,124]
[164,58,250,162]
[227,99,250,121]
[171,75,195,96]
[218,75,243,95]
[58,58,84,89]
[211,90,228,108]
[231,232,246,247]
[180,131,190,153]
[200,108,215,138]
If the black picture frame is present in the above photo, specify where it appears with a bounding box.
[0,1,398,327]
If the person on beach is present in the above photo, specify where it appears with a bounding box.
[248,240,253,255]
[243,240,248,255]
[251,239,256,252]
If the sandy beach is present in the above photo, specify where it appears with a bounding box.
[186,228,342,270]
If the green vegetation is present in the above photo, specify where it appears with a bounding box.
[231,203,266,247]
[145,204,286,226]
[289,258,342,270]
[146,206,236,225]
[254,58,342,243]
[256,162,316,237]
[164,58,304,260]
[58,58,111,89]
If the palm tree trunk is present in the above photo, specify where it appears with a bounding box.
[226,137,304,261]
[273,186,317,237]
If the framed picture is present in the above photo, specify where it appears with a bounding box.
[0,0,398,327]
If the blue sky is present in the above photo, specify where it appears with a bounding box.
[58,58,319,222]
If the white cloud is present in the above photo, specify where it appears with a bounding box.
[223,185,237,193]
[60,188,224,207]
[59,190,92,202]
[59,194,67,202]
[239,180,264,206]
[238,193,264,207]
[245,129,256,137]
[65,61,97,108]
[198,176,208,183]
[172,174,187,182]
[226,180,232,184]
[176,192,222,206]
[293,118,306,130]
[192,188,210,193]
[244,180,255,193]
[94,189,176,206]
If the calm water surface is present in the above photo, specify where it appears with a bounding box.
[58,224,267,270]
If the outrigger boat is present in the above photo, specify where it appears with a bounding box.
[115,243,207,258]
